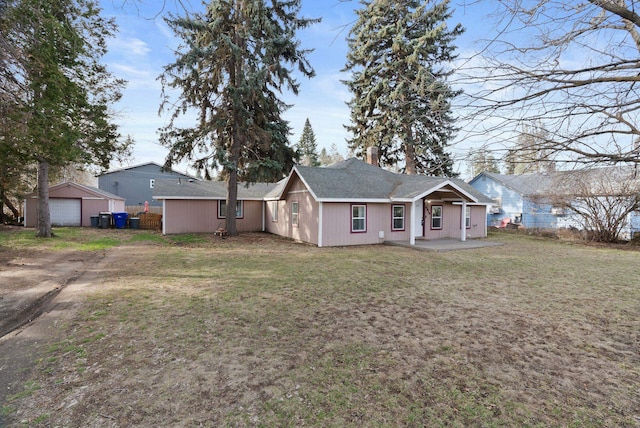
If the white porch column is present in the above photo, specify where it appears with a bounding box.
[317,202,323,247]
[410,200,416,245]
[461,200,467,242]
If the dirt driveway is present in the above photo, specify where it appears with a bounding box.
[0,241,122,407]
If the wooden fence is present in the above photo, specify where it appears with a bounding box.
[124,207,162,230]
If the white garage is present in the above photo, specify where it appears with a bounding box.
[24,182,125,228]
[49,198,82,226]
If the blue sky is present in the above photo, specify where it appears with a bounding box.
[102,0,493,177]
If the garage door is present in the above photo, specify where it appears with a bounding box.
[50,199,81,226]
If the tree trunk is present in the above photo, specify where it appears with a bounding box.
[404,123,417,175]
[36,159,52,237]
[2,195,20,220]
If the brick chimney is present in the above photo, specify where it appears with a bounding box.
[366,146,379,167]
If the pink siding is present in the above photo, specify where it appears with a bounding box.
[163,200,264,234]
[24,182,120,228]
[82,199,112,226]
[321,203,412,246]
[423,203,487,240]
[24,197,37,228]
[467,206,487,239]
[264,175,319,245]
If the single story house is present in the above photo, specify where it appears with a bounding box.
[154,154,493,247]
[97,162,197,208]
[469,171,559,229]
[23,182,125,227]
[469,168,640,239]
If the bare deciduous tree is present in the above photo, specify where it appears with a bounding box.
[545,167,640,242]
[460,0,640,166]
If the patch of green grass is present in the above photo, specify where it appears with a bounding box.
[168,233,208,245]
[0,227,126,251]
[6,381,41,402]
[129,232,166,243]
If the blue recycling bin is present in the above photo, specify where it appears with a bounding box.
[112,212,129,229]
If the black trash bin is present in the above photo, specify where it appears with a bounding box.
[90,215,99,227]
[129,217,140,229]
[99,212,111,229]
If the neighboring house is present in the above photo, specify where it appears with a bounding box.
[23,182,125,227]
[154,153,493,247]
[469,172,559,229]
[469,169,640,239]
[97,162,196,208]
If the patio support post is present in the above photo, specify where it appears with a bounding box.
[461,200,467,242]
[410,200,416,245]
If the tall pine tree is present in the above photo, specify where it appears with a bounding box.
[297,118,320,166]
[1,0,131,237]
[343,0,463,176]
[160,0,317,235]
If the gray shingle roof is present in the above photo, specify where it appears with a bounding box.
[477,167,640,197]
[153,179,279,200]
[153,158,494,204]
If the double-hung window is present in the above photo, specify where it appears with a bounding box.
[465,206,471,229]
[352,204,366,232]
[392,205,405,231]
[431,205,443,229]
[271,201,278,222]
[218,200,243,218]
[291,201,299,226]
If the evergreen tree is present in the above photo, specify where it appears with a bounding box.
[343,0,463,176]
[297,118,320,166]
[160,0,317,236]
[1,0,131,237]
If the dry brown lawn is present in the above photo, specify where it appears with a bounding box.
[1,228,639,427]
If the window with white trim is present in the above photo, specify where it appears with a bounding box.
[218,200,243,218]
[271,201,278,222]
[392,205,405,231]
[291,201,299,226]
[465,206,471,228]
[352,204,366,232]
[431,205,443,229]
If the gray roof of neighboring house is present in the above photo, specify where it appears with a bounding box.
[153,179,279,200]
[475,172,556,196]
[475,167,640,197]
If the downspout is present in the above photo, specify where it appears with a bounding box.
[410,200,416,245]
[461,200,467,242]
[317,201,323,247]
[261,201,265,232]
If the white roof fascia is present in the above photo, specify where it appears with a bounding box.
[154,196,263,201]
[411,180,478,203]
[452,201,491,206]
[315,198,391,203]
